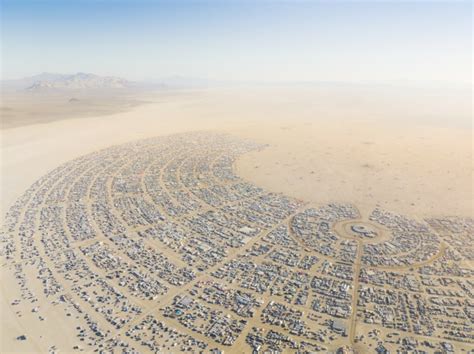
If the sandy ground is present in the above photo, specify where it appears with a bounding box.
[1,86,472,219]
[1,85,472,351]
[235,119,472,218]
[0,91,156,130]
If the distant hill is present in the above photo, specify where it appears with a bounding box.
[25,72,132,91]
[2,72,236,92]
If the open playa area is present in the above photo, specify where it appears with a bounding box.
[2,86,472,218]
[1,86,473,353]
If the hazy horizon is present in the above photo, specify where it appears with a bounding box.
[2,0,472,84]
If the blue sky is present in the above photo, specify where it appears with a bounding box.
[1,0,472,83]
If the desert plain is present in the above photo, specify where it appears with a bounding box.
[2,85,472,218]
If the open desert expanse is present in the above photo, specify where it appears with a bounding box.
[2,85,472,219]
[1,85,472,353]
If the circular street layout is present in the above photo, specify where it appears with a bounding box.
[1,132,473,353]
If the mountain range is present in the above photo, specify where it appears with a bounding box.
[27,72,131,90]
[2,72,134,91]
